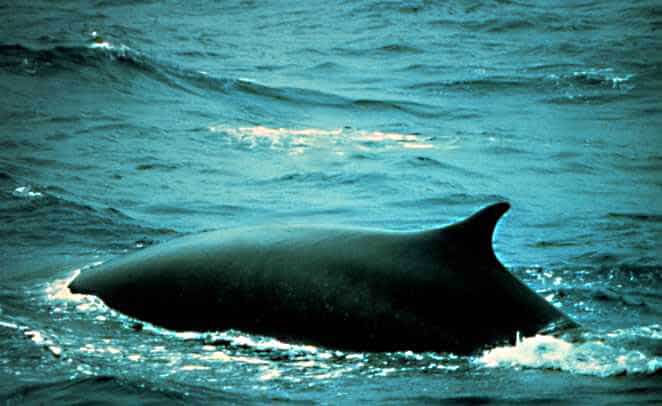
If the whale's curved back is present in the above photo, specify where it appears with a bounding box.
[68,202,577,353]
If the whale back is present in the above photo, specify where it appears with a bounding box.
[69,202,577,353]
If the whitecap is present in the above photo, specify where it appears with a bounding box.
[12,185,43,198]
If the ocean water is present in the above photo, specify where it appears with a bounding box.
[1,0,661,403]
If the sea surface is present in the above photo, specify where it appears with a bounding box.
[1,0,661,404]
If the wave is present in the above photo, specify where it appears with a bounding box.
[464,18,536,33]
[0,43,141,74]
[565,286,660,309]
[397,155,487,177]
[389,193,508,209]
[1,41,642,119]
[0,42,232,98]
[232,78,443,118]
[568,69,635,89]
[331,43,423,56]
[2,375,252,404]
[404,67,637,98]
[262,171,390,188]
[607,212,662,223]
[376,43,423,54]
[406,76,537,93]
[0,184,176,251]
[0,42,445,119]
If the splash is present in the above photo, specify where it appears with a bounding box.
[25,329,62,358]
[479,330,662,377]
[87,30,133,60]
[46,266,108,314]
[0,316,62,359]
[571,68,635,90]
[89,31,112,50]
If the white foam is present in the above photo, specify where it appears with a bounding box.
[0,320,19,330]
[25,329,62,358]
[90,41,113,50]
[12,186,43,198]
[479,333,662,377]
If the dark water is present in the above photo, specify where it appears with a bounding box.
[1,0,661,403]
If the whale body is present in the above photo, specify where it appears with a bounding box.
[69,202,577,354]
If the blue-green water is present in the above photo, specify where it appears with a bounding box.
[1,1,661,403]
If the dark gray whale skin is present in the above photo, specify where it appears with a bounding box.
[69,202,577,354]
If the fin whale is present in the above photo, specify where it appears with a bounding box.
[69,202,577,354]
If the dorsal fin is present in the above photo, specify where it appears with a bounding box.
[430,202,510,270]
[454,202,510,242]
